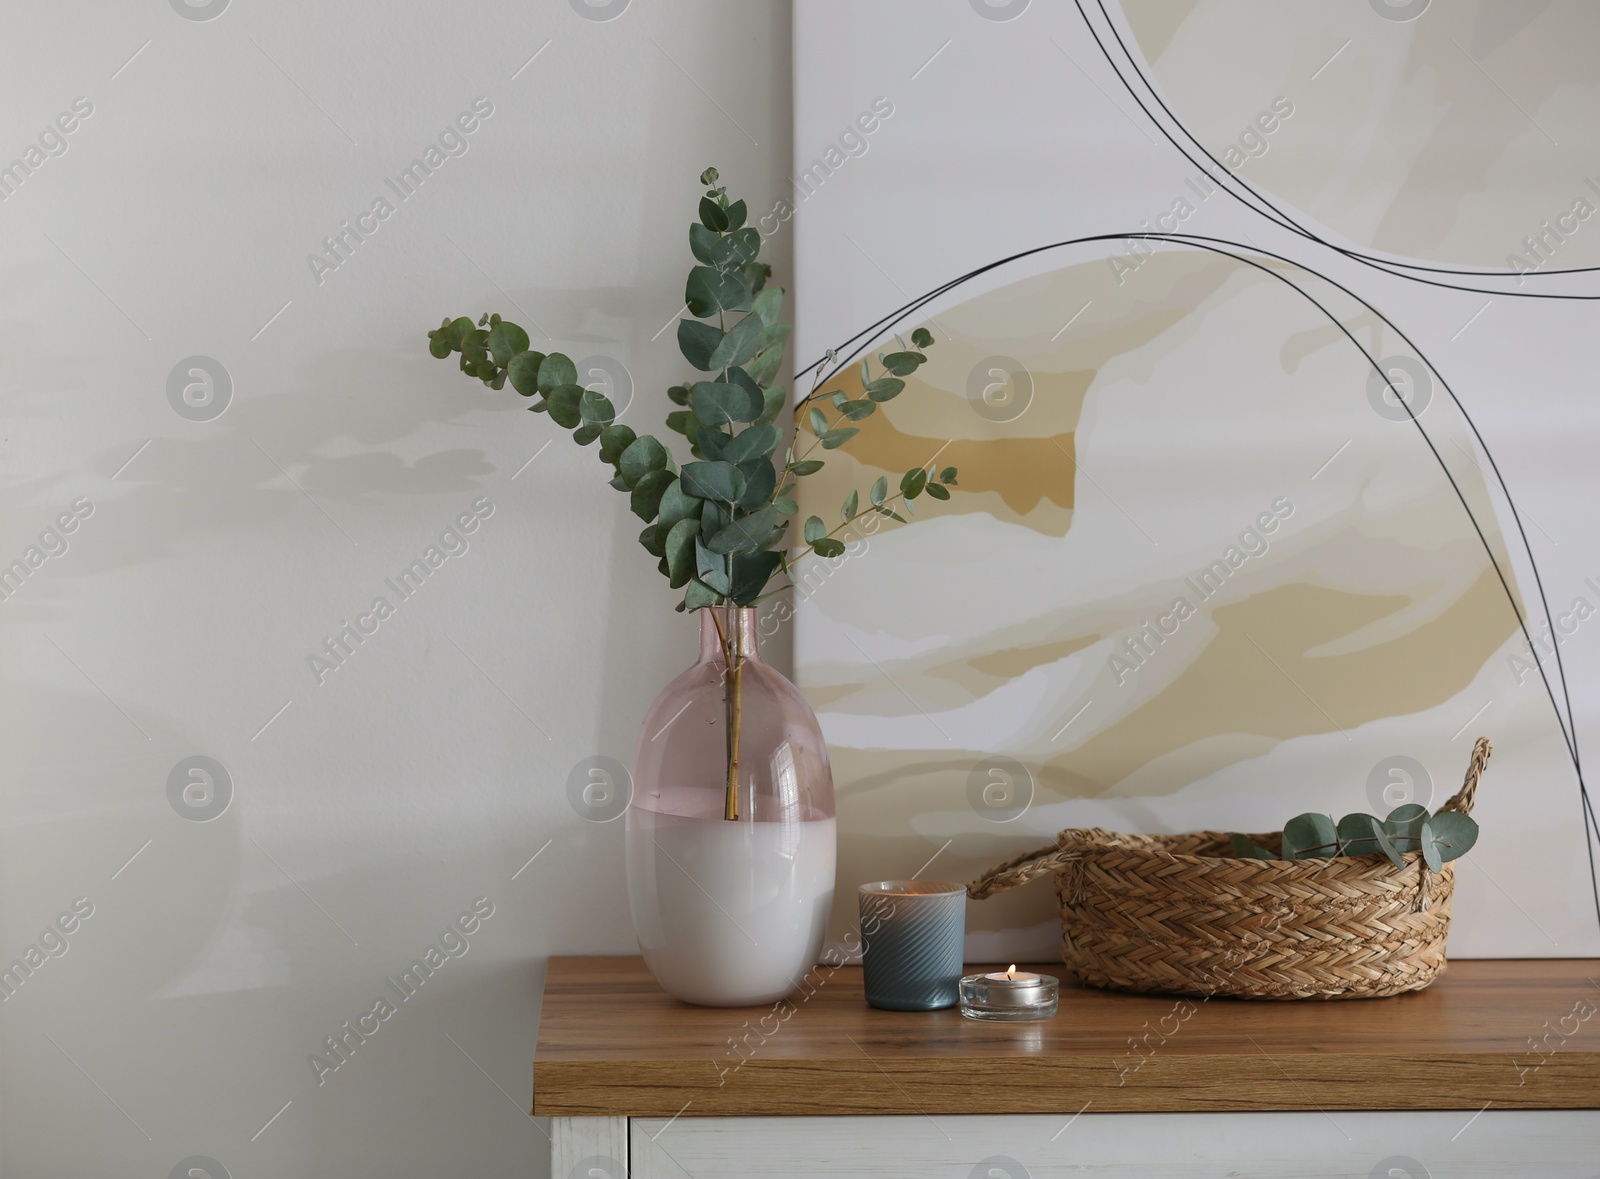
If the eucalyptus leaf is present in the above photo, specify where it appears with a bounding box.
[695,425,730,462]
[925,481,950,500]
[730,549,782,605]
[538,353,577,394]
[773,495,798,515]
[900,467,928,499]
[751,286,783,327]
[736,459,775,506]
[444,316,475,349]
[664,517,699,588]
[708,312,766,372]
[1384,803,1430,844]
[667,384,693,406]
[619,435,669,488]
[803,515,825,544]
[695,540,730,595]
[724,199,747,232]
[505,351,546,397]
[698,196,730,231]
[680,460,745,503]
[720,424,779,465]
[870,476,888,506]
[811,538,845,559]
[579,389,616,428]
[707,505,779,554]
[1426,810,1479,863]
[724,227,761,268]
[1372,821,1407,870]
[547,384,584,429]
[819,428,858,450]
[692,381,761,427]
[1420,820,1442,872]
[837,399,876,421]
[685,265,750,317]
[678,320,723,371]
[1336,813,1382,857]
[1282,813,1337,860]
[744,340,784,386]
[487,321,530,366]
[630,468,674,521]
[939,466,958,484]
[682,578,719,610]
[789,460,824,477]
[656,480,703,530]
[841,489,858,522]
[880,350,925,376]
[864,377,905,402]
[689,222,722,266]
[573,423,603,446]
[808,407,829,438]
[638,522,666,558]
[911,327,934,348]
[756,385,786,425]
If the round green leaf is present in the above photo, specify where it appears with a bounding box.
[487,321,530,366]
[720,424,778,465]
[880,350,925,376]
[900,468,929,499]
[811,538,845,558]
[678,320,723,371]
[692,381,761,427]
[841,489,858,522]
[699,197,730,231]
[630,469,674,521]
[789,460,824,477]
[538,353,577,394]
[680,460,745,503]
[657,480,704,530]
[598,424,637,467]
[803,515,825,544]
[1427,810,1479,863]
[579,388,616,428]
[619,436,669,488]
[664,517,699,588]
[924,481,950,500]
[506,350,547,397]
[546,384,584,429]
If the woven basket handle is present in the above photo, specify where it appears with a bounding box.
[967,841,1077,900]
[1437,736,1492,815]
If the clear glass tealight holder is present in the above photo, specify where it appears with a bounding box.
[959,966,1059,1022]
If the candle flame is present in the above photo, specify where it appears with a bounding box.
[1006,964,1016,979]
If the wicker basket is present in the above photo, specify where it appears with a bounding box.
[967,737,1492,1000]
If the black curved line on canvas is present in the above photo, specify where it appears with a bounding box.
[1077,0,1600,299]
[799,232,1600,930]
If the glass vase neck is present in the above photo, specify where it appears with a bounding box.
[696,607,763,664]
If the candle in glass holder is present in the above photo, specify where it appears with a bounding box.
[959,964,1059,1021]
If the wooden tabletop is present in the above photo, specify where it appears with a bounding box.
[532,956,1600,1117]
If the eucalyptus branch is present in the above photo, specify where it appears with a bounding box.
[423,165,962,818]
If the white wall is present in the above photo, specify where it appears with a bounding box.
[0,2,791,1174]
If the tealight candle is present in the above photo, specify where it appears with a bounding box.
[959,965,1060,1022]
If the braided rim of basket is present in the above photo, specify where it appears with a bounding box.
[967,736,1492,901]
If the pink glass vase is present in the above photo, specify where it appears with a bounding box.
[626,607,837,1006]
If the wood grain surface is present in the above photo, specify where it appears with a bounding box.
[532,956,1600,1117]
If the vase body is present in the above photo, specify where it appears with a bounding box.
[626,607,836,1006]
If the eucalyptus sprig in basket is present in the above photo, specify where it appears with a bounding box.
[968,738,1494,1000]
